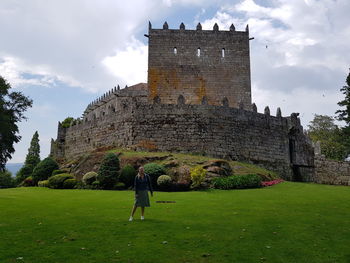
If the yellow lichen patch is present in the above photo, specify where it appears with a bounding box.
[148,68,160,99]
[135,140,158,151]
[195,77,207,103]
[169,69,179,90]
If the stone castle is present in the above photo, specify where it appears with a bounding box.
[51,22,316,181]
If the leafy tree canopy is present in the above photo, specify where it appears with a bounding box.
[0,76,33,171]
[336,71,350,125]
[61,117,75,128]
[307,114,347,160]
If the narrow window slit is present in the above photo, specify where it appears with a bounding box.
[197,47,201,57]
[174,47,177,55]
[222,48,225,58]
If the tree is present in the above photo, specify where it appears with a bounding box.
[61,117,74,128]
[15,131,41,184]
[335,71,350,156]
[25,131,40,167]
[336,71,350,125]
[307,114,347,160]
[97,153,120,189]
[0,170,15,188]
[0,76,33,171]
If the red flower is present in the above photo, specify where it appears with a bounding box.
[261,179,284,187]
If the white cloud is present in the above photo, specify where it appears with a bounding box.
[0,56,83,89]
[252,84,344,127]
[201,0,350,125]
[0,0,164,93]
[102,37,148,86]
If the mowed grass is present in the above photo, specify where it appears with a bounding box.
[1,183,350,263]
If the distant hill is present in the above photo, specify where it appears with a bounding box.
[5,163,23,176]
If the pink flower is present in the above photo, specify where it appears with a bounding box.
[261,179,284,187]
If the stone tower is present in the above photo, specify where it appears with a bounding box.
[147,22,252,108]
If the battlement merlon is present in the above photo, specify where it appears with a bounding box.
[148,21,250,35]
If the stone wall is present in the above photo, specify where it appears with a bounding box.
[148,22,251,109]
[51,95,314,180]
[314,155,350,185]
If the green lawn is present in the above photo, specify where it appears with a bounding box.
[1,183,350,263]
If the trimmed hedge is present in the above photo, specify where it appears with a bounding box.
[32,157,59,184]
[82,172,98,185]
[52,169,67,176]
[38,180,49,187]
[114,182,126,190]
[63,179,78,189]
[144,163,166,188]
[119,165,137,188]
[213,174,262,189]
[157,175,172,191]
[97,153,120,189]
[48,173,74,189]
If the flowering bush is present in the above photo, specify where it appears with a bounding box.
[190,166,207,188]
[261,179,284,187]
[21,176,34,187]
[157,175,172,190]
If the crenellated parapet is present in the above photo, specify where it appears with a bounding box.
[149,21,248,33]
[53,94,313,180]
[82,83,148,119]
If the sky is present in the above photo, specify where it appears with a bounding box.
[1,0,349,164]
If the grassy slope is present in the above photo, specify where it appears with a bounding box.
[1,183,350,263]
[107,148,276,177]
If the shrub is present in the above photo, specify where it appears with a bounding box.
[119,165,136,187]
[48,173,74,189]
[0,170,15,188]
[144,163,166,188]
[15,164,34,185]
[171,182,191,192]
[63,179,78,189]
[97,153,120,189]
[114,182,126,190]
[21,176,34,187]
[52,169,67,176]
[157,175,172,190]
[74,181,84,189]
[190,166,207,188]
[32,157,59,184]
[213,174,262,190]
[91,180,101,189]
[38,180,49,187]
[82,171,98,185]
[61,117,74,128]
